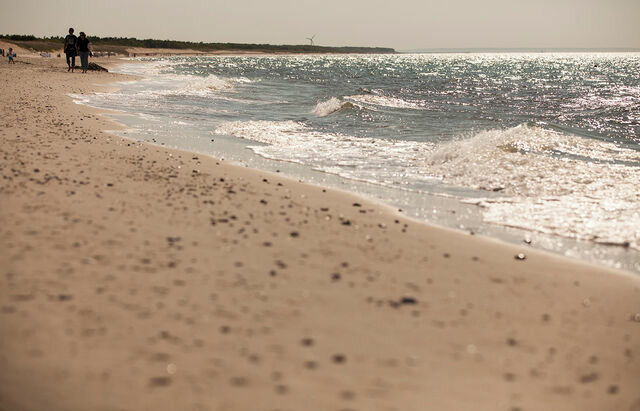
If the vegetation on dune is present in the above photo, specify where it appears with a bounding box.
[0,34,396,54]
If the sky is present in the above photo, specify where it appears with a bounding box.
[1,0,639,50]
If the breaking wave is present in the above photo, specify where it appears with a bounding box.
[312,97,359,117]
[427,125,640,250]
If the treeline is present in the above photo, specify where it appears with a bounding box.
[0,34,396,54]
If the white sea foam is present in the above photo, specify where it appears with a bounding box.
[113,61,245,98]
[213,120,437,184]
[428,125,640,249]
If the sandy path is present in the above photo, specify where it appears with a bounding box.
[0,56,639,411]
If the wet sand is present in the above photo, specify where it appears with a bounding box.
[1,56,639,411]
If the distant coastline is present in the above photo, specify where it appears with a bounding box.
[402,47,640,53]
[0,34,396,55]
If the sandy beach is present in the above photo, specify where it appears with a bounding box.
[1,54,639,411]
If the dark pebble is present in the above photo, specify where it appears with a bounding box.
[230,376,248,387]
[332,354,346,364]
[579,372,599,383]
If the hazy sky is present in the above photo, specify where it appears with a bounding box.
[1,0,639,50]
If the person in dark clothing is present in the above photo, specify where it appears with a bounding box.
[77,32,91,73]
[64,27,78,72]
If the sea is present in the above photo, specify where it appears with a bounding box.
[73,52,640,273]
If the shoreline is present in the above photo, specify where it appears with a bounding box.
[97,56,640,274]
[1,56,639,411]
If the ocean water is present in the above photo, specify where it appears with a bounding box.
[76,53,640,273]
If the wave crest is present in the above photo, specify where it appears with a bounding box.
[312,97,358,117]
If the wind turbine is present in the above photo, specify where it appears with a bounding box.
[306,35,316,46]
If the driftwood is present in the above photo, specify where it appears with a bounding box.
[87,62,108,72]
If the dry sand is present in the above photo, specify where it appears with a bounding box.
[0,55,639,411]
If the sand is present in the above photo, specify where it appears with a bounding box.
[0,55,639,411]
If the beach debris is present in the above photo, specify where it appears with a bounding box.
[87,62,108,72]
[400,297,417,305]
[608,385,619,395]
[514,253,527,260]
[352,202,361,207]
[331,273,341,281]
[630,313,640,323]
[388,296,418,308]
[300,337,314,347]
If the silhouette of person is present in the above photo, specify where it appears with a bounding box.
[64,27,78,72]
[77,32,91,73]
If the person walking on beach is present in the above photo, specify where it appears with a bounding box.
[77,32,91,73]
[7,48,15,64]
[64,27,78,72]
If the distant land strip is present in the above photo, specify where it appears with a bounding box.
[0,34,396,55]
